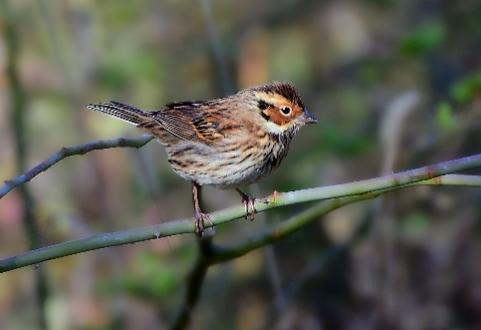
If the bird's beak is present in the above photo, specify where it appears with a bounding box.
[301,108,318,124]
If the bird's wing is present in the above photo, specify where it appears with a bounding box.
[151,101,225,145]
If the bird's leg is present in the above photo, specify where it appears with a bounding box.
[236,188,256,221]
[192,182,209,236]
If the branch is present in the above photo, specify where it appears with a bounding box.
[0,134,154,199]
[169,196,370,330]
[208,193,382,264]
[0,152,480,273]
[169,173,481,329]
[208,173,481,264]
[171,239,213,330]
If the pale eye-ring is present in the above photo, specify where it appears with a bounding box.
[280,106,291,116]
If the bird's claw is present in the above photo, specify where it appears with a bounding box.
[194,211,210,236]
[240,194,256,221]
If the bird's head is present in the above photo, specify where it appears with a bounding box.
[246,82,317,136]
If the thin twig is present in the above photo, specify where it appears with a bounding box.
[1,168,481,273]
[0,134,154,199]
[208,194,379,264]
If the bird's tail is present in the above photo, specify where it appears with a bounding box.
[85,101,152,126]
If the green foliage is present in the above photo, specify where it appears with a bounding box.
[450,73,481,104]
[436,101,456,131]
[100,252,179,299]
[401,212,429,241]
[400,21,445,56]
[321,125,372,156]
[97,50,161,89]
[357,61,387,85]
[270,30,312,83]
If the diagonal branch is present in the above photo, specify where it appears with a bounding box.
[208,193,382,264]
[1,164,480,273]
[170,194,376,330]
[169,174,481,330]
[0,134,154,199]
[207,174,481,263]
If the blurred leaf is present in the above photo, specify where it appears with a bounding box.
[400,21,445,56]
[99,251,179,299]
[96,49,161,89]
[450,73,481,104]
[401,212,429,240]
[436,101,456,131]
[358,62,384,85]
[97,61,130,89]
[270,30,312,82]
[321,125,372,156]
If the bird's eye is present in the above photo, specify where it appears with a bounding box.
[280,106,291,116]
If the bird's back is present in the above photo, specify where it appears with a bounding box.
[85,82,308,188]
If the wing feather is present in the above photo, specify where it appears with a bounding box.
[152,101,224,144]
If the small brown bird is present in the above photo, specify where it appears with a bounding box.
[86,82,317,235]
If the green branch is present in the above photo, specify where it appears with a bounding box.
[207,173,481,264]
[209,194,379,264]
[1,152,480,273]
[170,173,480,329]
[168,173,481,329]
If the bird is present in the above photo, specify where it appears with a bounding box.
[85,82,318,235]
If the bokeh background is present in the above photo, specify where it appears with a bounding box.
[1,1,481,329]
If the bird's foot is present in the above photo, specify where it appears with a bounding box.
[236,189,257,221]
[194,210,211,237]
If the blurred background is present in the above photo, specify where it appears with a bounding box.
[1,0,481,329]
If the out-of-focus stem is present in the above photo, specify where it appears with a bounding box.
[1,1,49,329]
[170,239,213,330]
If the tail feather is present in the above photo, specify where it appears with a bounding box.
[85,101,151,126]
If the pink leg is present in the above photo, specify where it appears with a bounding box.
[192,182,209,236]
